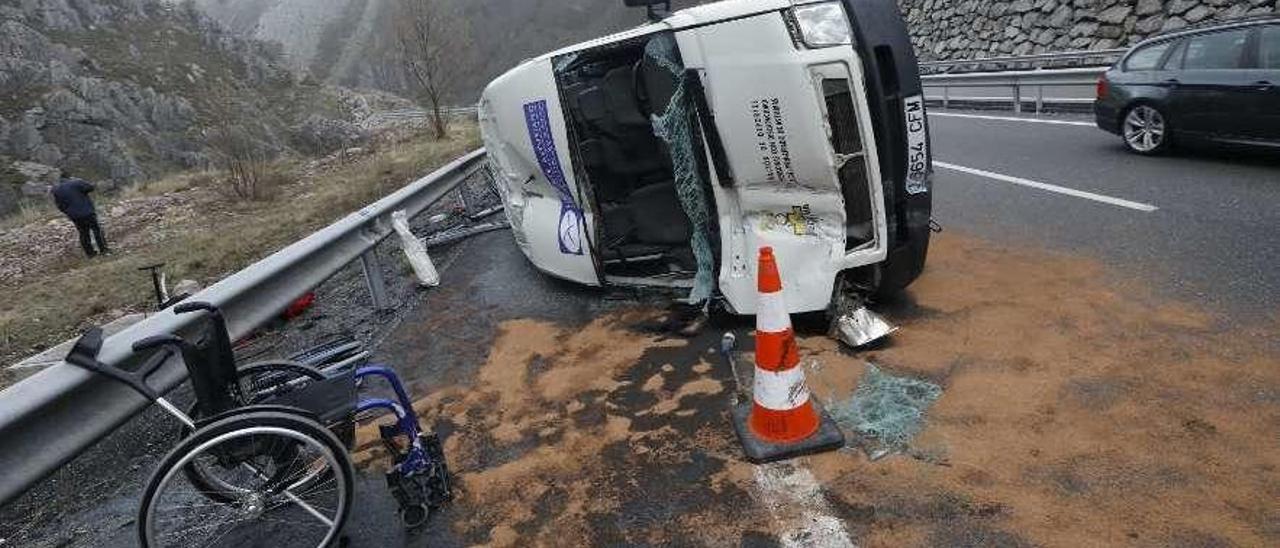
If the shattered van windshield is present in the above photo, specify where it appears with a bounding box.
[644,34,716,305]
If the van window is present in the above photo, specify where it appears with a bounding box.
[1260,25,1280,69]
[1125,41,1171,71]
[1183,29,1249,70]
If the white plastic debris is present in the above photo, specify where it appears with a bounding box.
[391,210,440,287]
[832,305,897,348]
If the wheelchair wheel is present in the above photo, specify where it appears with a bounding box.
[182,361,333,503]
[140,410,353,548]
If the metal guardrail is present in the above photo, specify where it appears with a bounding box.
[359,107,480,130]
[919,48,1126,74]
[0,148,488,504]
[922,66,1108,114]
[920,49,1126,114]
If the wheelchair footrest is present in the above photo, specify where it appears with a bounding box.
[385,432,452,527]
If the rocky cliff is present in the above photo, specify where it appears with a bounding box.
[192,0,397,89]
[900,0,1280,61]
[189,0,709,102]
[0,0,376,216]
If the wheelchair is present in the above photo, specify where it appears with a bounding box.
[65,302,451,547]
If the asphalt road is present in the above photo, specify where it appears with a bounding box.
[927,110,1280,322]
[5,109,1279,547]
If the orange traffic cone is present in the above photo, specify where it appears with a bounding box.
[730,247,844,462]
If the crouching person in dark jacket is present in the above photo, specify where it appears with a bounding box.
[52,171,109,257]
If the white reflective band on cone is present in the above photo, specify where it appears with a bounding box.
[753,366,811,411]
[756,291,792,334]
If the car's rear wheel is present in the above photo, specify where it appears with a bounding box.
[1122,104,1171,155]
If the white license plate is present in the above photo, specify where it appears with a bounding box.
[903,94,930,195]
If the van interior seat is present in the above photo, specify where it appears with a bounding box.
[611,181,690,246]
[603,66,650,126]
[638,57,678,118]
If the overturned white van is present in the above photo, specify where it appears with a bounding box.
[479,0,932,316]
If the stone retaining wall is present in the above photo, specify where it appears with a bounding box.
[899,0,1279,61]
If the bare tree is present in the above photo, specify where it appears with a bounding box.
[395,0,471,139]
[207,125,271,200]
[202,81,278,200]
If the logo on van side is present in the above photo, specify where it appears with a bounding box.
[760,204,820,237]
[524,100,584,255]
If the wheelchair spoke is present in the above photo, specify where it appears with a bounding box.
[284,490,335,527]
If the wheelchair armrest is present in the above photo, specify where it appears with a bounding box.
[65,327,171,402]
[132,334,186,354]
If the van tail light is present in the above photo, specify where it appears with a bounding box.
[1096,76,1109,100]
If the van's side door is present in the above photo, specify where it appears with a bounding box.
[1166,27,1256,139]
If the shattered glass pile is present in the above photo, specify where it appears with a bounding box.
[644,34,716,305]
[828,363,943,455]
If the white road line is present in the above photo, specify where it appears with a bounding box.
[934,161,1160,212]
[753,462,856,548]
[929,111,1097,127]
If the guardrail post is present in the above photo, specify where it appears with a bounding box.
[1012,82,1022,113]
[942,86,950,109]
[1035,85,1044,115]
[360,250,391,311]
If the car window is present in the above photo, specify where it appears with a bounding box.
[1182,29,1249,70]
[1161,39,1187,70]
[1260,25,1280,70]
[1125,41,1172,71]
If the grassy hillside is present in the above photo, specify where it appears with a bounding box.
[0,125,481,386]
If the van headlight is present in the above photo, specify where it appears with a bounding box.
[790,1,853,48]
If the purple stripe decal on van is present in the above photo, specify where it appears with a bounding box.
[523,100,584,255]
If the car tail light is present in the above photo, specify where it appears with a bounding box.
[1096,76,1109,100]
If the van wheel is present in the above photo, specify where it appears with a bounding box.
[1122,104,1171,155]
[871,226,931,301]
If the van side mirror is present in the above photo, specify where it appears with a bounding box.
[624,0,670,22]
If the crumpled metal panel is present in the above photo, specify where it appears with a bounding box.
[832,305,897,348]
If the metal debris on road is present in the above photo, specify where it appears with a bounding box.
[828,363,943,459]
[832,305,898,348]
[421,220,511,248]
[465,204,505,221]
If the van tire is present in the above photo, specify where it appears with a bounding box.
[869,229,931,301]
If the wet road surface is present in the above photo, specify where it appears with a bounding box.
[928,109,1280,322]
[366,229,1279,546]
[5,110,1280,547]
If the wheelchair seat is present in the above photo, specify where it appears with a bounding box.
[260,367,358,425]
[176,305,357,424]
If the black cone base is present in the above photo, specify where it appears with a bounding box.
[731,400,845,464]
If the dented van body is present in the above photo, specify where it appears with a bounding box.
[479,0,932,315]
